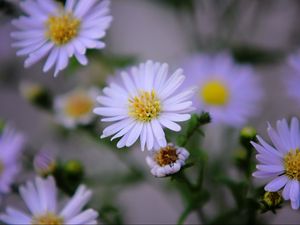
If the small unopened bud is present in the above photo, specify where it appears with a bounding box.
[20,81,52,110]
[64,160,84,179]
[34,149,56,177]
[240,126,257,149]
[262,191,283,210]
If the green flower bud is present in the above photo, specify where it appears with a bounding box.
[20,81,53,110]
[240,126,257,150]
[64,160,84,178]
[262,191,283,210]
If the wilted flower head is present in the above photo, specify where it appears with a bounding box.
[252,117,300,210]
[182,52,262,127]
[94,60,195,151]
[146,143,189,177]
[11,0,112,76]
[0,176,98,224]
[54,87,99,128]
[0,125,25,194]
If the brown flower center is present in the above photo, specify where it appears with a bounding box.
[154,145,178,166]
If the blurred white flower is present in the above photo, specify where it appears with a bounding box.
[285,52,300,103]
[146,143,189,177]
[94,60,195,151]
[182,52,262,127]
[0,176,98,224]
[0,125,25,194]
[252,118,300,210]
[54,87,99,128]
[11,0,112,76]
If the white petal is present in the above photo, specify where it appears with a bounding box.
[158,118,181,132]
[43,48,59,72]
[290,180,300,201]
[125,123,143,147]
[151,119,167,147]
[60,185,92,220]
[264,175,288,192]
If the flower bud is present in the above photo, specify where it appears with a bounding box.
[64,160,84,179]
[34,149,56,177]
[20,81,52,110]
[261,191,283,211]
[240,126,257,149]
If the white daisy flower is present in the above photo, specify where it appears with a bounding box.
[182,52,262,127]
[11,0,112,76]
[252,117,300,210]
[93,60,195,151]
[0,125,25,194]
[54,87,99,128]
[0,176,98,224]
[146,143,189,177]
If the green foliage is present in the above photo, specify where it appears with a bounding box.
[232,45,284,64]
[99,204,124,225]
[153,0,194,11]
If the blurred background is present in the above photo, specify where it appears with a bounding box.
[1,0,300,224]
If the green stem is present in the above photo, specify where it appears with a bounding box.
[177,205,193,225]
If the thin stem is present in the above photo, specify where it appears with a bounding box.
[177,205,193,225]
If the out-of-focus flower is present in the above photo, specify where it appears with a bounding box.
[285,52,300,103]
[146,143,189,177]
[0,176,98,225]
[54,87,99,128]
[288,50,300,71]
[11,0,112,76]
[94,60,195,151]
[182,52,262,127]
[252,117,300,210]
[0,125,25,194]
[34,149,56,176]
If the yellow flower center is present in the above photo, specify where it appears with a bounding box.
[129,90,161,122]
[201,80,229,106]
[31,213,63,225]
[46,13,80,45]
[64,93,94,118]
[155,145,178,166]
[284,149,300,180]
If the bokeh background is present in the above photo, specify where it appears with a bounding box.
[1,0,300,223]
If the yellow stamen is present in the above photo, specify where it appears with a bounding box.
[64,92,94,118]
[284,149,300,180]
[201,80,229,106]
[31,213,63,225]
[155,145,178,166]
[46,13,80,45]
[128,90,161,122]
